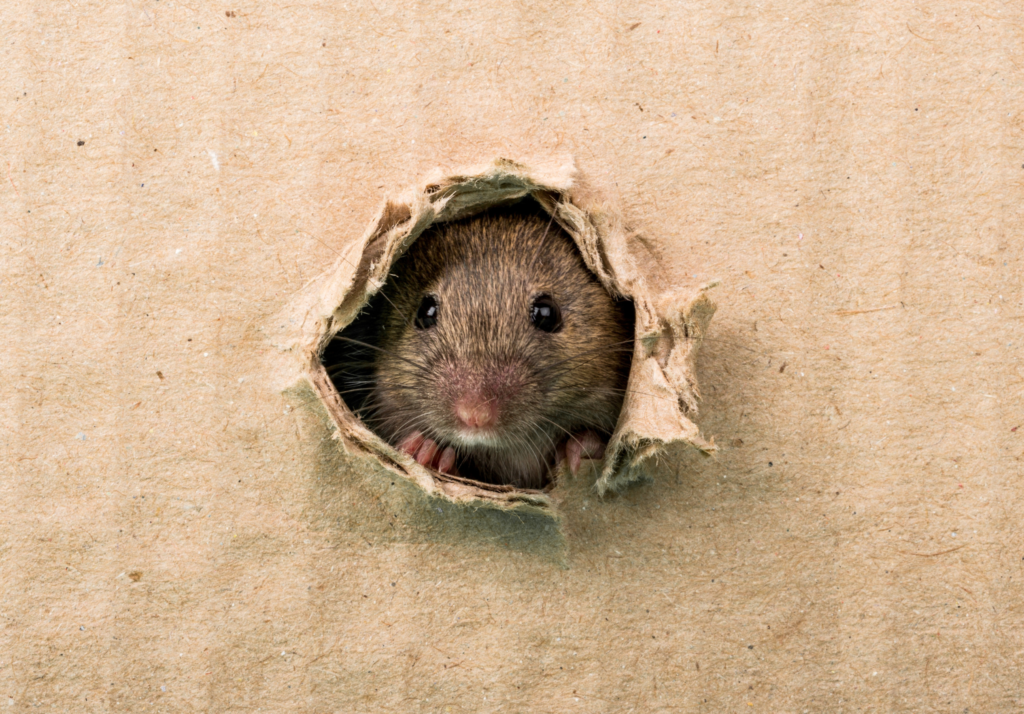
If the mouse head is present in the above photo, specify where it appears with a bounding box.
[367,207,632,484]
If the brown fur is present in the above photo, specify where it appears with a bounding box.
[357,204,632,488]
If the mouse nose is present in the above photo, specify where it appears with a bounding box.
[454,392,498,430]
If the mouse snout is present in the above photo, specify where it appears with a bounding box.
[454,391,499,430]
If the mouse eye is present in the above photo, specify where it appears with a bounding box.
[414,295,438,329]
[530,294,562,333]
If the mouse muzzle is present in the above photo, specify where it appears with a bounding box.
[454,391,499,430]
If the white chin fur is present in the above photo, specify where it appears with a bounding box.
[451,430,507,449]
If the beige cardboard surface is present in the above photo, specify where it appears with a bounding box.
[2,0,1022,711]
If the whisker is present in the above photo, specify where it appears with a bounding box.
[331,335,429,373]
[533,340,636,375]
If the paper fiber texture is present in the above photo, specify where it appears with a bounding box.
[3,0,1023,711]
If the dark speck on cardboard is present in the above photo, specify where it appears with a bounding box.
[77,140,85,146]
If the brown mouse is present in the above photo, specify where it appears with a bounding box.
[330,201,633,489]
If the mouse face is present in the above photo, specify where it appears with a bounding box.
[342,206,632,488]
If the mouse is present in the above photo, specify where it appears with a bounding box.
[329,202,634,489]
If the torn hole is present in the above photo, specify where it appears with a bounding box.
[300,159,716,512]
[323,197,635,492]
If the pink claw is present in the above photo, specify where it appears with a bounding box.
[415,439,439,467]
[437,447,457,474]
[399,432,458,474]
[564,430,607,476]
[399,432,425,456]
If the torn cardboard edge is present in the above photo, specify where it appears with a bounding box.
[276,157,717,516]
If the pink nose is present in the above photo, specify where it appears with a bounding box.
[454,394,498,429]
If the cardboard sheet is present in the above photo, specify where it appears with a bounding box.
[3,1,1022,711]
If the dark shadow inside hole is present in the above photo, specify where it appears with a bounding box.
[321,196,635,489]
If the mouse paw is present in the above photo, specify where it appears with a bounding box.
[398,432,459,475]
[558,430,607,476]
